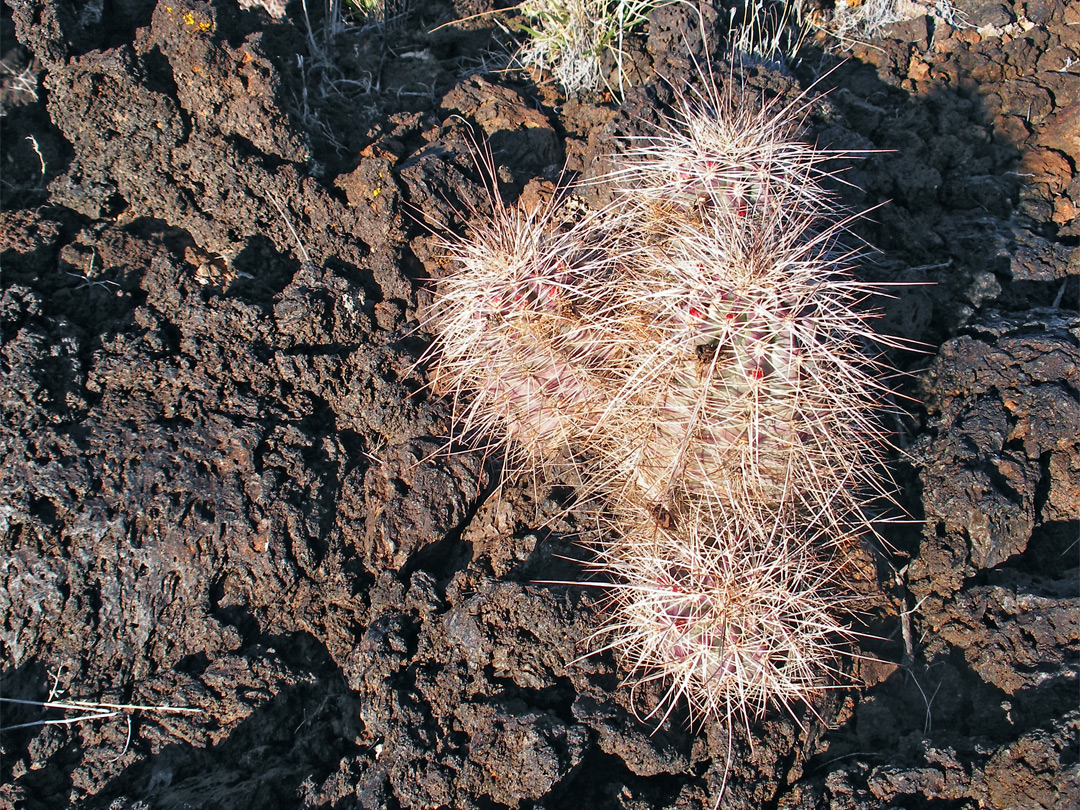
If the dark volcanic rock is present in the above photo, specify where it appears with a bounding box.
[2,0,1078,807]
[911,310,1079,696]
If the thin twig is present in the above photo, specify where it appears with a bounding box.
[107,715,134,764]
[0,697,202,734]
[268,195,313,265]
[1,711,118,732]
[1,698,201,714]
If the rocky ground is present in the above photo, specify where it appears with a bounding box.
[0,0,1077,808]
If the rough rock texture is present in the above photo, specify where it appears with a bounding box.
[910,311,1079,698]
[1,0,1077,808]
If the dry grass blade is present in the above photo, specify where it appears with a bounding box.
[0,697,202,733]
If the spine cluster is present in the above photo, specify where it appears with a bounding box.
[426,76,892,731]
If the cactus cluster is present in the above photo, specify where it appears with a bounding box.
[425,76,892,730]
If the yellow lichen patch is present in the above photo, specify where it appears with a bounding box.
[182,11,213,31]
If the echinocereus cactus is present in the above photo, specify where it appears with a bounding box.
[425,69,896,742]
[591,200,891,530]
[576,73,894,533]
[424,181,631,478]
[585,503,854,730]
[610,75,847,228]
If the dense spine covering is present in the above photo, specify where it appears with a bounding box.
[587,503,853,731]
[425,74,893,730]
[589,83,890,534]
[425,190,621,476]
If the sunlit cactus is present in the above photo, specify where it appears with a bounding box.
[589,198,892,529]
[424,184,630,477]
[611,75,847,229]
[425,71,896,739]
[585,504,854,730]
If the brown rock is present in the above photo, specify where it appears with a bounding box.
[439,76,562,175]
[993,113,1031,146]
[1019,147,1073,193]
[1052,193,1078,226]
[1040,102,1080,163]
